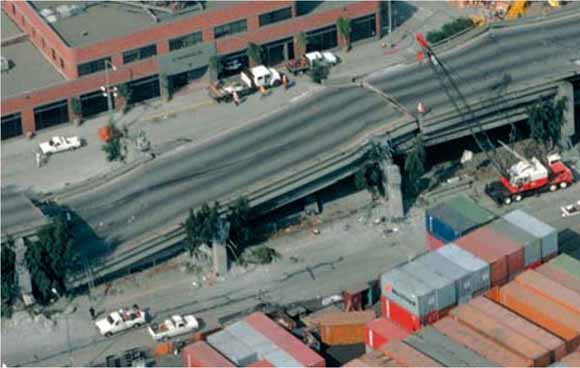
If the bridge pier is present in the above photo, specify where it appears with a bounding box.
[558,80,576,149]
[382,162,405,220]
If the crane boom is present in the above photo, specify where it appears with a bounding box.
[498,140,529,164]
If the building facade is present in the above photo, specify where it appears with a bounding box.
[1,1,382,139]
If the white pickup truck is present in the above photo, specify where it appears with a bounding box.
[39,136,82,155]
[96,307,147,337]
[148,314,199,341]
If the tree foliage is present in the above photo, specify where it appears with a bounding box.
[70,97,82,117]
[184,202,220,255]
[336,17,352,50]
[227,197,253,248]
[404,135,427,196]
[309,60,330,84]
[1,239,17,314]
[25,216,74,305]
[101,123,127,162]
[356,143,386,196]
[526,97,568,149]
[296,32,308,54]
[246,42,264,65]
[426,17,474,44]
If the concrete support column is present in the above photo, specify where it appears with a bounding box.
[21,108,35,136]
[557,80,576,148]
[15,238,35,306]
[382,162,405,220]
[212,242,228,277]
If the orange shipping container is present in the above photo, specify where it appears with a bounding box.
[470,296,567,362]
[499,282,580,351]
[378,340,442,367]
[319,311,375,346]
[434,317,531,367]
[449,304,550,366]
[536,263,580,295]
[359,350,395,367]
[514,270,580,314]
[561,352,580,366]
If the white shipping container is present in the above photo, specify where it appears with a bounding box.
[416,252,473,304]
[437,243,491,296]
[503,210,558,260]
[401,260,457,311]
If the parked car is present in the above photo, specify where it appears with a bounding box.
[39,136,83,155]
[148,314,200,341]
[96,306,147,337]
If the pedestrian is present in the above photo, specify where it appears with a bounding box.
[259,85,267,99]
[35,152,41,168]
[282,74,289,90]
[233,90,240,106]
[89,307,96,320]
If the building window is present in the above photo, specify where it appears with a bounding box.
[259,7,292,27]
[32,28,36,39]
[351,14,376,43]
[214,19,247,39]
[51,49,56,60]
[12,3,16,15]
[1,113,23,140]
[77,57,111,77]
[34,100,69,130]
[21,15,26,27]
[306,25,338,52]
[169,31,202,51]
[41,38,46,49]
[127,75,160,104]
[59,58,65,69]
[123,44,157,64]
[80,90,113,118]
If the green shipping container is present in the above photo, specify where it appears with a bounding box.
[446,195,496,226]
[550,254,580,280]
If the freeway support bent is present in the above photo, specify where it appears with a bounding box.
[382,162,405,220]
[557,81,576,149]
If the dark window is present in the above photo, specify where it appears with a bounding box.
[80,90,113,118]
[77,57,111,77]
[51,49,56,60]
[259,7,292,27]
[32,28,36,39]
[351,14,376,43]
[12,4,16,14]
[214,19,247,39]
[169,31,202,51]
[34,100,69,130]
[1,113,23,140]
[21,15,25,27]
[41,38,45,48]
[306,25,337,52]
[122,44,157,64]
[127,75,160,104]
[59,58,65,69]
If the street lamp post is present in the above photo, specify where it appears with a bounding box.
[51,288,74,367]
[100,60,118,122]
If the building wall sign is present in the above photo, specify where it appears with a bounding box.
[158,42,216,76]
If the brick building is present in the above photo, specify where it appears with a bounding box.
[1,1,384,140]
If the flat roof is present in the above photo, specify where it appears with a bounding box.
[1,10,23,39]
[30,1,235,48]
[0,40,65,99]
[1,188,48,238]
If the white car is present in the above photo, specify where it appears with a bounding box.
[305,51,338,66]
[561,200,580,217]
[95,307,147,337]
[148,314,199,341]
[39,136,82,155]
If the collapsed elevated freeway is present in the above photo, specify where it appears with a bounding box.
[43,8,580,285]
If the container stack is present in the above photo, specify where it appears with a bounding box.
[318,310,375,346]
[181,341,236,368]
[503,209,559,262]
[551,352,580,367]
[425,194,495,250]
[364,318,411,351]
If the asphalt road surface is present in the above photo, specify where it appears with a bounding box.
[64,10,580,260]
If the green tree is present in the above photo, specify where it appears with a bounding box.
[336,16,352,50]
[117,83,133,113]
[227,197,253,248]
[25,216,73,305]
[1,239,17,316]
[246,42,264,65]
[101,122,127,162]
[526,97,567,149]
[309,60,329,84]
[426,17,474,43]
[184,202,220,255]
[296,32,308,54]
[404,135,427,196]
[209,55,223,80]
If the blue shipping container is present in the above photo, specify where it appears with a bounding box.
[426,204,478,243]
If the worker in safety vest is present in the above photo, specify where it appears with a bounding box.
[259,85,267,98]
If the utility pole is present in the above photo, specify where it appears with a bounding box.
[387,0,393,47]
[100,60,118,123]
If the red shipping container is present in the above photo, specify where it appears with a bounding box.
[380,295,387,318]
[378,340,442,367]
[560,352,580,366]
[456,229,508,287]
[247,360,274,367]
[470,296,567,362]
[385,297,421,332]
[245,312,325,367]
[485,226,525,279]
[498,282,580,351]
[182,341,235,368]
[536,263,580,295]
[365,318,411,350]
[434,317,531,367]
[426,232,445,251]
[449,304,550,366]
[514,270,580,315]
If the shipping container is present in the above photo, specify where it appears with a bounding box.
[503,210,558,260]
[488,219,542,268]
[385,296,422,332]
[456,229,509,287]
[437,243,491,296]
[498,282,580,351]
[404,326,497,367]
[536,263,580,295]
[207,327,258,366]
[182,341,235,368]
[401,260,457,313]
[358,350,395,367]
[549,254,580,280]
[380,295,387,319]
[342,358,367,367]
[426,203,479,243]
[245,312,325,367]
[319,311,375,346]
[485,225,526,279]
[365,318,411,350]
[378,339,442,367]
[434,317,532,367]
[561,352,580,366]
[426,232,445,251]
[445,194,496,226]
[247,360,274,367]
[416,251,474,304]
[381,268,437,318]
[449,303,551,366]
[514,270,580,315]
[469,296,567,362]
